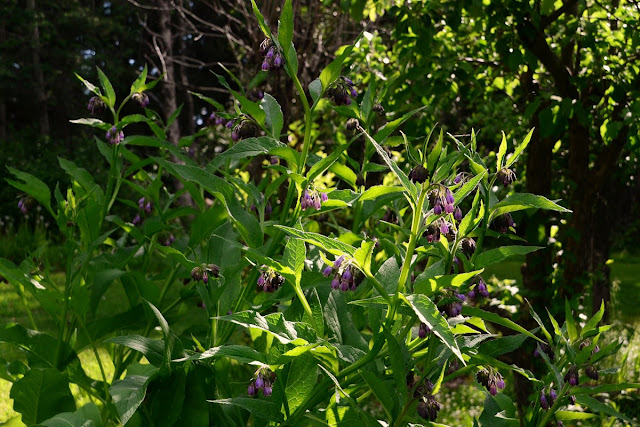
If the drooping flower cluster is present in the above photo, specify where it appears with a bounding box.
[408,165,429,184]
[133,196,153,225]
[441,298,463,318]
[207,112,226,126]
[406,377,441,422]
[191,264,220,284]
[300,189,328,211]
[160,232,175,247]
[17,197,33,215]
[231,119,260,142]
[460,237,476,258]
[493,213,516,233]
[540,387,558,410]
[257,267,285,293]
[497,167,517,187]
[423,219,454,243]
[106,126,124,145]
[429,185,456,215]
[564,365,579,386]
[132,92,150,108]
[476,368,505,396]
[467,276,489,300]
[323,255,362,292]
[259,38,284,72]
[418,322,431,339]
[87,96,105,115]
[325,76,357,106]
[248,368,276,397]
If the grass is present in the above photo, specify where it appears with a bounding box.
[0,251,639,424]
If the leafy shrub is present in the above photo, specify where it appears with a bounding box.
[1,1,637,426]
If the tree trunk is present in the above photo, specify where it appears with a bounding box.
[158,1,180,145]
[27,0,50,138]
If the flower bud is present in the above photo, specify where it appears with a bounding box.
[585,365,599,381]
[346,118,359,131]
[564,365,579,386]
[132,92,150,108]
[408,165,429,183]
[87,96,105,114]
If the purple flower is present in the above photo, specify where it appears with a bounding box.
[585,365,599,381]
[248,383,256,396]
[454,207,463,221]
[418,323,431,339]
[321,192,328,202]
[434,204,442,215]
[334,255,345,268]
[453,173,463,184]
[87,96,105,114]
[273,54,283,68]
[540,391,549,410]
[445,189,455,205]
[444,203,454,214]
[261,61,270,71]
[255,377,264,389]
[331,277,340,289]
[564,365,579,386]
[263,385,272,396]
[454,292,466,302]
[440,221,449,235]
[323,266,333,277]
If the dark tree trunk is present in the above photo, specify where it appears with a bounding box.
[27,0,50,138]
[158,1,180,145]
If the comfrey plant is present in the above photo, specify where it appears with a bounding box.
[0,1,637,426]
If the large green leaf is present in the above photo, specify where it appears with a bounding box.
[283,237,306,285]
[365,135,417,200]
[209,397,283,421]
[490,193,571,218]
[212,136,285,166]
[6,167,53,216]
[575,395,635,424]
[37,403,102,427]
[478,334,529,358]
[319,40,360,94]
[277,0,294,60]
[373,106,427,143]
[158,160,263,247]
[262,94,284,138]
[402,294,464,363]
[360,371,399,419]
[174,345,266,365]
[10,368,76,425]
[97,67,116,107]
[275,225,356,256]
[110,366,159,425]
[106,335,165,367]
[505,128,534,168]
[474,246,543,269]
[462,306,543,343]
[285,353,318,413]
[216,311,317,345]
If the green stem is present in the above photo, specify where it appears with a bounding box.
[471,177,496,265]
[292,75,312,174]
[397,186,427,296]
[293,283,317,332]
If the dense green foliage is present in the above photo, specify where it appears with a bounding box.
[0,1,638,425]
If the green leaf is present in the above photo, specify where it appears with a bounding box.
[462,306,543,343]
[75,73,100,95]
[359,371,398,420]
[353,240,375,276]
[275,226,356,256]
[143,299,175,371]
[565,298,578,342]
[10,368,76,425]
[478,334,529,358]
[209,397,283,421]
[583,301,605,336]
[309,79,322,105]
[365,133,417,200]
[130,64,149,94]
[359,185,404,201]
[575,395,635,424]
[69,118,108,129]
[478,393,519,427]
[283,237,306,285]
[175,345,266,364]
[414,269,483,295]
[6,167,53,216]
[190,91,224,110]
[307,140,354,183]
[373,106,427,143]
[572,383,640,395]
[159,160,263,247]
[384,330,407,404]
[474,246,543,269]
[110,368,159,425]
[425,127,442,172]
[496,131,507,172]
[96,67,116,108]
[278,0,294,57]
[402,294,465,363]
[505,128,534,168]
[58,157,104,203]
[106,335,165,367]
[212,136,285,166]
[454,171,486,204]
[262,94,284,138]
[285,353,318,413]
[213,71,266,127]
[319,40,360,93]
[555,410,598,421]
[250,0,273,38]
[37,403,102,427]
[490,193,571,218]
[216,311,316,345]
[526,300,552,343]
